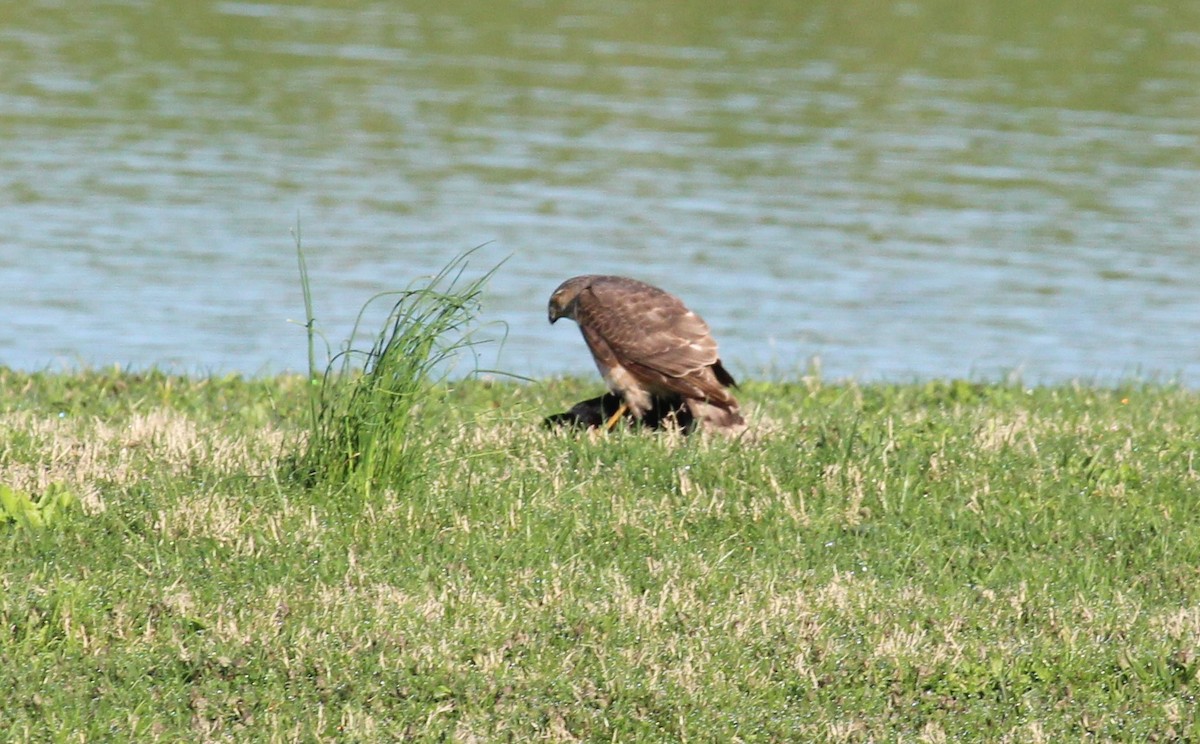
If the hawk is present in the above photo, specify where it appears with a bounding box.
[548,275,745,432]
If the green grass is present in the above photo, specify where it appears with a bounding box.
[2,369,1199,741]
[292,245,500,496]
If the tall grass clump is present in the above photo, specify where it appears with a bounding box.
[293,238,500,495]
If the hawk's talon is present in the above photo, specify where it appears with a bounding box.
[603,401,628,431]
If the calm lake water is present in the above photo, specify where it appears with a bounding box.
[2,1,1199,384]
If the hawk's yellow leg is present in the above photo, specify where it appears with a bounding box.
[603,401,628,431]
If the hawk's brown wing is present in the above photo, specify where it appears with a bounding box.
[573,277,729,401]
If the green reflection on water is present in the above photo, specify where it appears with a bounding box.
[0,0,1197,377]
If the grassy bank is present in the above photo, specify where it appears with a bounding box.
[2,368,1199,741]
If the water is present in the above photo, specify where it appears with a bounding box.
[2,0,1198,384]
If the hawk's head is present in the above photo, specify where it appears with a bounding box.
[547,275,593,324]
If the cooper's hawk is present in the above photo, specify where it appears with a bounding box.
[548,275,744,432]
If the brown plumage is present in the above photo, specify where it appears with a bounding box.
[548,275,745,432]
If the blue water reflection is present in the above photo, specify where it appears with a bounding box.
[0,0,1197,383]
